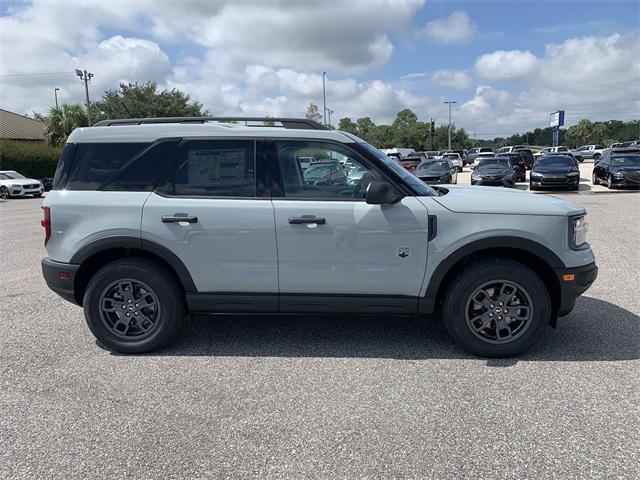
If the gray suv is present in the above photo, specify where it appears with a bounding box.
[41,117,597,357]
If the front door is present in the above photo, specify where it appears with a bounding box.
[141,138,278,311]
[268,140,430,313]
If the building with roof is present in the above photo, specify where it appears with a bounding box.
[0,108,45,141]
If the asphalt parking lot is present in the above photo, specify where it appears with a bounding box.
[1,193,639,479]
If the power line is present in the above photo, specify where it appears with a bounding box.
[0,71,74,77]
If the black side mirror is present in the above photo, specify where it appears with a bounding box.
[365,181,398,205]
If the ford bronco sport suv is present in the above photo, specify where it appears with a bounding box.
[41,117,597,357]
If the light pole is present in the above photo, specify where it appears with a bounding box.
[75,68,94,126]
[322,71,327,126]
[54,88,60,109]
[443,100,457,150]
[326,108,334,127]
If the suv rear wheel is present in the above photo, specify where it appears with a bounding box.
[83,258,185,353]
[442,258,550,357]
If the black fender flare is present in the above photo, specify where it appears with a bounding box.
[70,236,197,292]
[423,236,565,300]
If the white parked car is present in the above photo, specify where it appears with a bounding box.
[473,151,496,166]
[441,153,463,171]
[0,170,44,199]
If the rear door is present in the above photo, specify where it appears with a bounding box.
[141,138,278,311]
[268,140,430,313]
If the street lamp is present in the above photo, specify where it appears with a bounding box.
[76,68,94,126]
[322,71,327,126]
[54,88,60,109]
[443,100,457,150]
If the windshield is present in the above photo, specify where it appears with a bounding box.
[417,160,449,172]
[478,158,511,169]
[535,156,573,167]
[357,141,436,196]
[0,171,24,179]
[611,155,640,167]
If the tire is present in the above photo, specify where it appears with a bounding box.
[83,258,185,353]
[529,184,537,191]
[607,175,614,189]
[592,172,599,185]
[0,186,10,199]
[441,258,551,357]
[593,154,601,161]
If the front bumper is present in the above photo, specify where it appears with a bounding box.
[42,257,80,305]
[530,175,579,188]
[554,261,598,317]
[471,177,514,187]
[10,185,43,196]
[610,175,640,188]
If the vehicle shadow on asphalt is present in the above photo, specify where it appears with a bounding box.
[142,296,638,364]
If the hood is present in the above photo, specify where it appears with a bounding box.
[611,166,640,172]
[475,167,512,175]
[533,166,574,174]
[430,185,585,216]
[0,177,40,186]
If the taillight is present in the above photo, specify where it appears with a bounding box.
[41,206,51,246]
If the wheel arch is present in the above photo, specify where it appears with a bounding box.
[425,236,564,322]
[70,236,196,305]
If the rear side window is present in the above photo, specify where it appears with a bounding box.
[66,142,150,190]
[52,143,76,190]
[173,140,256,197]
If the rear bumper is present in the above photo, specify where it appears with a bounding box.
[554,261,598,317]
[41,257,80,305]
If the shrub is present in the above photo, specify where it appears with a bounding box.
[0,140,62,179]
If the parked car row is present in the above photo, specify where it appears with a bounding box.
[407,146,639,192]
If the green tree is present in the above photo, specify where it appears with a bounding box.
[355,117,376,140]
[305,102,322,122]
[368,125,396,148]
[91,81,205,121]
[44,103,88,145]
[338,117,357,134]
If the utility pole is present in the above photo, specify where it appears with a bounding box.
[54,88,60,109]
[443,100,457,150]
[75,68,94,126]
[322,72,327,126]
[430,118,435,150]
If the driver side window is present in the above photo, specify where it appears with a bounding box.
[275,141,381,200]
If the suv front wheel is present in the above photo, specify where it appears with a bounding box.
[442,258,550,357]
[83,258,185,353]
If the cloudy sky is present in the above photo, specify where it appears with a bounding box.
[0,0,638,138]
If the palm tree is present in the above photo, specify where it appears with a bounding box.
[45,103,88,145]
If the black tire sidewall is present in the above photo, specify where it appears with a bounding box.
[83,258,184,353]
[442,259,551,357]
[0,186,9,199]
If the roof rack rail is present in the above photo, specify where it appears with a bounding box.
[92,116,328,130]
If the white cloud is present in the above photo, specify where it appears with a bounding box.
[475,50,539,80]
[422,11,476,45]
[427,69,472,90]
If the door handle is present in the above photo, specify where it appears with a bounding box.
[161,214,198,224]
[288,216,326,225]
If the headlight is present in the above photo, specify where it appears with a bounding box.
[613,171,624,178]
[471,173,480,180]
[10,184,21,188]
[530,172,543,178]
[569,215,589,250]
[502,173,513,179]
[567,171,579,177]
